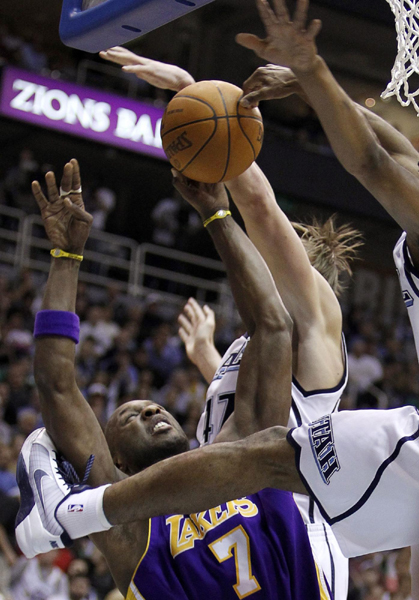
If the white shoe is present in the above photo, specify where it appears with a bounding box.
[15,428,73,558]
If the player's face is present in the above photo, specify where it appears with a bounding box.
[108,400,189,474]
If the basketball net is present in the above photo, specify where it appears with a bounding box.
[381,0,419,114]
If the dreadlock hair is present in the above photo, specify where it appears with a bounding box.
[292,215,363,297]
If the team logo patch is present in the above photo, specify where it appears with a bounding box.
[309,415,340,484]
[403,290,414,308]
[68,504,84,512]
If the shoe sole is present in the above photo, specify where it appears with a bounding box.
[15,428,69,558]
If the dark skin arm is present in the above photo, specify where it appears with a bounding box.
[103,425,303,524]
[33,160,117,486]
[172,173,293,439]
[32,161,141,596]
[237,0,419,264]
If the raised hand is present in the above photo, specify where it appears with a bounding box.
[236,0,321,73]
[100,46,195,92]
[171,171,229,222]
[241,64,307,108]
[178,298,216,365]
[32,158,93,255]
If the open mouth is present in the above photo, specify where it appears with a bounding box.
[151,419,172,435]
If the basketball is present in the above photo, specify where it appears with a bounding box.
[161,80,264,183]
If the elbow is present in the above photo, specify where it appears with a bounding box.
[344,137,384,179]
[258,299,293,336]
[34,354,76,396]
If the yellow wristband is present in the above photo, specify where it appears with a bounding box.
[50,248,83,262]
[203,209,231,228]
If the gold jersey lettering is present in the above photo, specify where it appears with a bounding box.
[166,515,200,558]
[190,511,212,536]
[166,498,258,558]
[208,505,229,527]
[233,499,259,518]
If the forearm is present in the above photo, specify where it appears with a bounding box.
[35,257,115,482]
[191,343,222,384]
[226,165,319,322]
[358,105,419,172]
[35,257,80,391]
[42,257,80,311]
[295,57,380,176]
[206,217,288,336]
[103,426,301,523]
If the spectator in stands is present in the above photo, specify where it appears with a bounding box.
[4,150,41,214]
[106,350,138,410]
[86,383,109,430]
[0,443,18,498]
[347,338,384,408]
[142,322,183,388]
[0,388,12,445]
[76,337,100,390]
[10,551,67,600]
[18,33,48,73]
[91,188,116,233]
[79,305,120,358]
[134,369,157,402]
[15,407,38,438]
[157,367,193,426]
[6,432,24,476]
[135,294,166,343]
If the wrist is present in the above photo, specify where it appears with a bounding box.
[293,55,324,79]
[192,339,215,362]
[50,255,81,274]
[51,248,84,262]
[202,208,231,227]
[177,75,195,91]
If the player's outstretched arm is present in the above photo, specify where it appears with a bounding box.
[100,47,195,92]
[178,298,221,384]
[226,162,343,390]
[237,0,419,262]
[102,425,303,523]
[32,160,118,485]
[241,63,419,177]
[54,425,303,536]
[173,172,293,438]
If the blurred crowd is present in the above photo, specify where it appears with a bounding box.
[0,254,415,598]
[0,151,417,600]
[0,20,417,600]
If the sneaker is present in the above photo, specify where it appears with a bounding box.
[15,428,73,558]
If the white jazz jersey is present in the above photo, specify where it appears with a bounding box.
[289,405,419,557]
[394,232,419,359]
[196,333,349,600]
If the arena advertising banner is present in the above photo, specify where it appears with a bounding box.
[0,66,167,160]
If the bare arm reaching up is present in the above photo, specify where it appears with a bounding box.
[236,0,419,263]
[178,298,221,384]
[102,45,347,392]
[32,160,118,486]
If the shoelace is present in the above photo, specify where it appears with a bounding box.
[55,453,95,489]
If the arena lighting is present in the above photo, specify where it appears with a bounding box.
[0,66,167,160]
[365,98,376,108]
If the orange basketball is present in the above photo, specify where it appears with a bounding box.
[161,80,264,183]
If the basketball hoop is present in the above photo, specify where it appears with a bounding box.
[59,0,215,53]
[381,0,419,115]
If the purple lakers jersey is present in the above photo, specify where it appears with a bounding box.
[126,489,327,600]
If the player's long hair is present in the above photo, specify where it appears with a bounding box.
[292,215,363,297]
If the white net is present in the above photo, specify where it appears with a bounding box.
[382,0,419,114]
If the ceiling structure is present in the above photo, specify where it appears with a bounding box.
[1,0,417,137]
